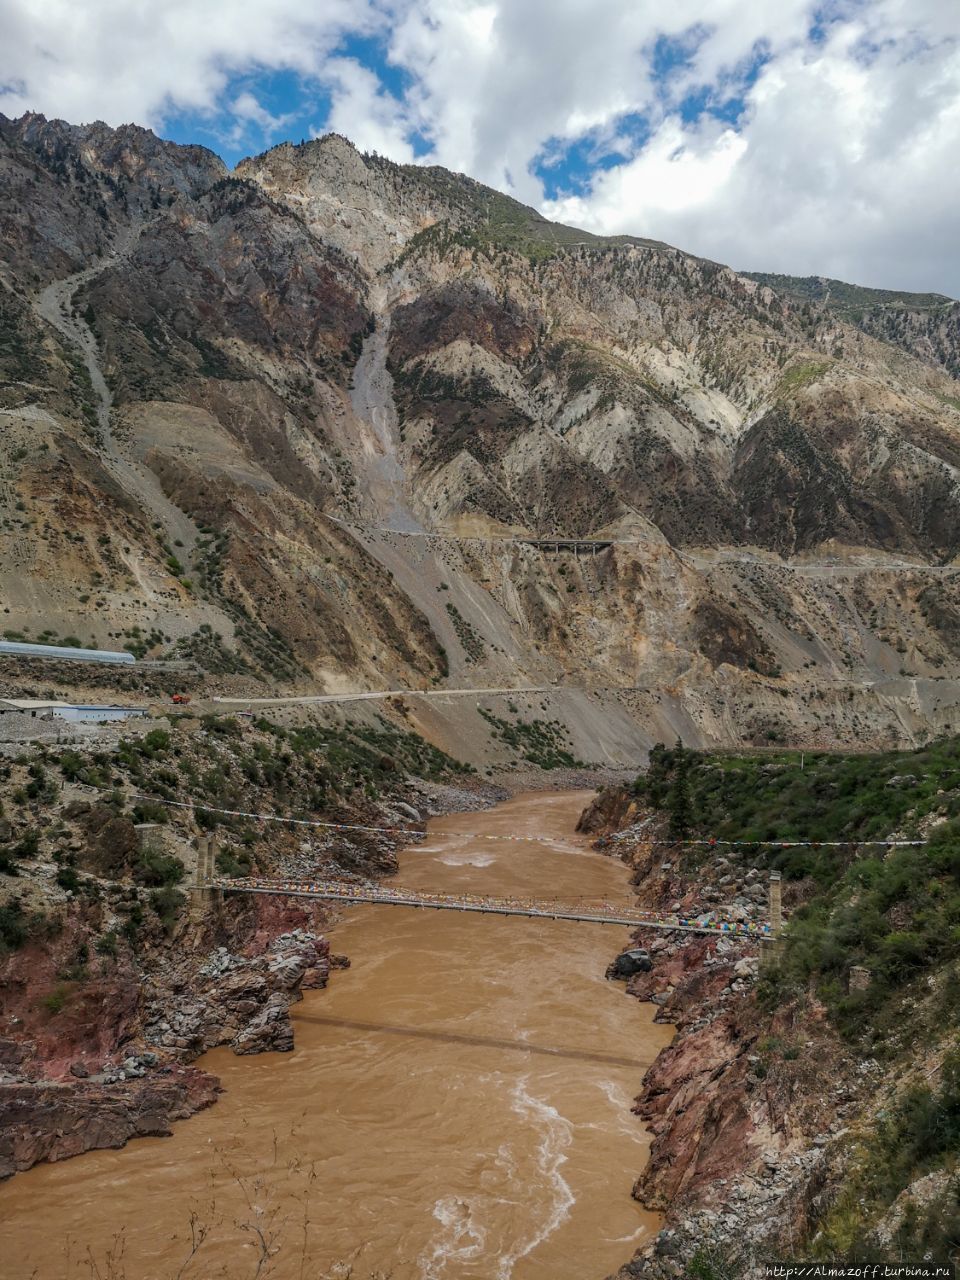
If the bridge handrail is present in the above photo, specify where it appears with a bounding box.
[212,877,773,937]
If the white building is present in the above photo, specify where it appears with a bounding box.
[0,699,147,723]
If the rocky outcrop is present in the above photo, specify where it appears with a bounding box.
[144,931,333,1057]
[0,1067,220,1180]
[576,786,639,835]
[0,925,340,1178]
[0,845,348,1178]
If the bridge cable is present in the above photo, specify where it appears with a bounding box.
[121,790,927,849]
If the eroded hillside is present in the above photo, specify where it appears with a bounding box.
[3,114,960,747]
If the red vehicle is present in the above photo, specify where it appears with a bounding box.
[171,693,192,705]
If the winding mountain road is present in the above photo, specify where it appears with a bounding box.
[33,221,201,554]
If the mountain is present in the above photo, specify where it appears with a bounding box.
[4,112,960,753]
[744,271,960,380]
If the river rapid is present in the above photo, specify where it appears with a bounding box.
[4,790,673,1279]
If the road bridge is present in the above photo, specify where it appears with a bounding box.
[325,514,955,576]
[519,538,613,556]
[208,875,774,938]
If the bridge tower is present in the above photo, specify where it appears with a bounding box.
[190,832,220,918]
[768,870,783,938]
[759,870,784,968]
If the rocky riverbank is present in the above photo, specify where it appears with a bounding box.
[0,718,494,1181]
[0,1068,220,1181]
[583,788,859,1280]
[0,889,343,1178]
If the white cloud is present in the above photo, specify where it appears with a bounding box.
[225,90,295,146]
[322,57,416,161]
[540,9,960,293]
[1,0,959,294]
[0,0,379,126]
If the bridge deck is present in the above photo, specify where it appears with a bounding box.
[212,878,772,938]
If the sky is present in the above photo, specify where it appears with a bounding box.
[1,1,959,297]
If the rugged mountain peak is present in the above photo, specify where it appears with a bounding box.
[2,110,226,212]
[4,115,960,722]
[235,132,671,276]
[236,133,443,272]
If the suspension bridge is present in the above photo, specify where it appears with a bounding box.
[202,869,776,938]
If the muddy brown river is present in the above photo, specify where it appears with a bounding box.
[4,791,673,1279]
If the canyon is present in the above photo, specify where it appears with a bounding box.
[3,791,675,1280]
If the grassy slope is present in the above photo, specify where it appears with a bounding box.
[371,152,671,261]
[0,713,475,952]
[743,271,956,314]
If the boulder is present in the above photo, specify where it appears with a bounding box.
[610,948,653,978]
[393,801,423,822]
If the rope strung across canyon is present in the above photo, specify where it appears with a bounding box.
[124,790,927,849]
[608,829,927,849]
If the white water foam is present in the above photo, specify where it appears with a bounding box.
[438,851,497,868]
[420,1195,488,1278]
[596,1078,630,1108]
[495,1078,576,1279]
[609,1227,649,1244]
[595,1077,647,1138]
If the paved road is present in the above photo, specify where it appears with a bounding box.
[212,686,556,707]
[327,516,955,575]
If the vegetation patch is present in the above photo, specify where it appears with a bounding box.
[776,359,833,394]
[478,707,586,769]
[635,737,960,1039]
[445,603,485,663]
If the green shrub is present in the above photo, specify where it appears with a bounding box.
[95,930,118,957]
[120,903,143,945]
[149,886,185,933]
[56,864,81,892]
[41,984,69,1015]
[7,830,39,860]
[134,847,185,888]
[200,714,242,737]
[0,901,28,950]
[216,847,253,879]
[131,800,169,824]
[140,728,170,755]
[59,750,85,780]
